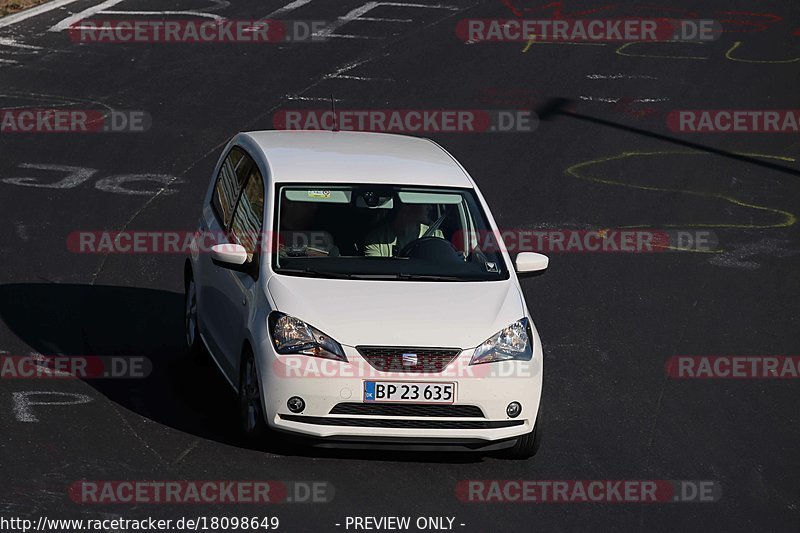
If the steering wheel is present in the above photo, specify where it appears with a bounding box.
[397,236,459,258]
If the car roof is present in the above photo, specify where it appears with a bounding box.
[239,130,474,188]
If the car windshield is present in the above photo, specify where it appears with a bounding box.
[272,185,508,281]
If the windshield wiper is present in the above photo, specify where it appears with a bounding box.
[396,273,466,281]
[277,269,468,281]
[276,268,354,279]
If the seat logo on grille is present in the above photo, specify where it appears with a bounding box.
[401,353,418,366]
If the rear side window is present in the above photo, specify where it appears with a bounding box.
[211,147,251,227]
[230,165,266,261]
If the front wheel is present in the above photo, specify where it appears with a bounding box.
[184,271,205,360]
[239,348,268,439]
[503,419,541,459]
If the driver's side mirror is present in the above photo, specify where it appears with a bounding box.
[211,243,255,274]
[515,252,548,276]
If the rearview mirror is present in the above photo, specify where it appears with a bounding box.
[515,252,548,275]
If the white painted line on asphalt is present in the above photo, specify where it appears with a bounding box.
[0,0,83,29]
[264,0,314,19]
[327,74,393,81]
[579,95,622,103]
[0,37,43,50]
[355,17,413,22]
[286,94,343,102]
[586,74,659,80]
[578,95,670,103]
[12,391,94,422]
[381,2,458,8]
[48,0,127,32]
[320,57,391,80]
[319,34,377,39]
[101,10,223,20]
[314,3,376,38]
[324,57,373,79]
[0,59,19,64]
[314,2,458,39]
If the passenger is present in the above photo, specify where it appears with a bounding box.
[278,200,339,257]
[363,202,444,257]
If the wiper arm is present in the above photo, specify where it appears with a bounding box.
[276,268,353,279]
[396,273,464,281]
[277,269,465,281]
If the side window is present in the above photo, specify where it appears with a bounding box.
[211,147,250,228]
[230,163,266,261]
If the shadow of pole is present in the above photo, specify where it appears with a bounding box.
[537,97,800,177]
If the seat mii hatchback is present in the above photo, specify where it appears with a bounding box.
[184,131,548,458]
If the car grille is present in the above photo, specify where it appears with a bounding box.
[356,346,461,373]
[330,403,484,418]
[280,414,522,429]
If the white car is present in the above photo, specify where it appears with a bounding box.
[185,130,548,458]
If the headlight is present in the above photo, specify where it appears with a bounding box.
[470,318,533,365]
[268,313,347,362]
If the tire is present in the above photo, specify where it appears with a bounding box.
[184,269,206,361]
[239,347,268,439]
[504,419,541,459]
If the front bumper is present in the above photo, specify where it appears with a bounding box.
[258,338,543,443]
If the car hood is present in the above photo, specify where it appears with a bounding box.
[266,275,525,348]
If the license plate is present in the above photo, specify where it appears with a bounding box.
[363,381,455,403]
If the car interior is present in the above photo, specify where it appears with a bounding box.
[278,189,462,258]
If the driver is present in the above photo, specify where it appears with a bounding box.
[363,202,444,257]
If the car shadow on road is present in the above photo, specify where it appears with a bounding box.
[0,283,489,464]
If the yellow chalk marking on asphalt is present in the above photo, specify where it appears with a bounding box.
[565,151,797,233]
[724,41,800,64]
[522,34,606,52]
[615,41,708,60]
[522,33,535,53]
[524,38,798,66]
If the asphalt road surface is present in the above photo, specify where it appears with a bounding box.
[1,0,799,531]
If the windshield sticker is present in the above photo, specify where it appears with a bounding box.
[308,189,331,199]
